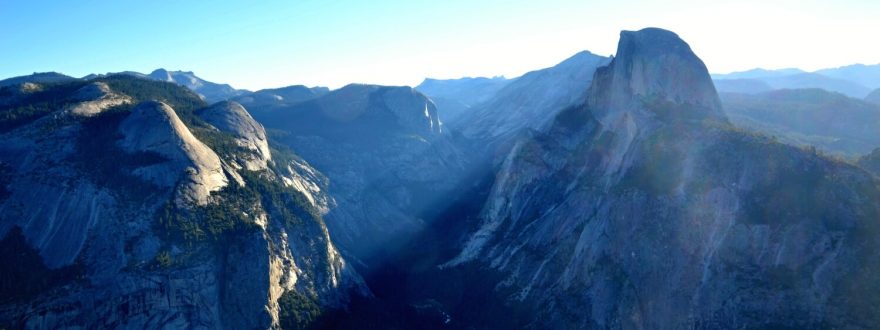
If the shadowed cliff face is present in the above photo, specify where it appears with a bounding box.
[249,84,466,263]
[447,28,880,328]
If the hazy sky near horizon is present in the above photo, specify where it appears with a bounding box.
[1,0,878,90]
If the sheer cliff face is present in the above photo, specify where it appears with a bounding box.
[449,28,880,328]
[0,78,363,329]
[588,28,724,123]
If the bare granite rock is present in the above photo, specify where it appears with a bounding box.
[198,101,271,171]
[118,100,228,205]
[65,82,133,117]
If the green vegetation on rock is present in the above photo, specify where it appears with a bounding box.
[156,169,322,245]
[278,290,322,330]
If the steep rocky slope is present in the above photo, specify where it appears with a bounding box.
[0,76,364,329]
[248,84,466,262]
[721,89,880,157]
[452,51,610,146]
[447,28,880,328]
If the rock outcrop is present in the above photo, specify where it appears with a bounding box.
[65,82,132,117]
[447,28,880,328]
[118,101,228,205]
[197,101,271,171]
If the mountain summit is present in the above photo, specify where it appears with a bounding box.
[589,28,725,122]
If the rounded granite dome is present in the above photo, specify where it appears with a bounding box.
[588,27,725,122]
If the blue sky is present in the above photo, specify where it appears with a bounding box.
[1,0,878,90]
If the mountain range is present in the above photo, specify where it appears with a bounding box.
[3,28,880,329]
[713,65,880,98]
